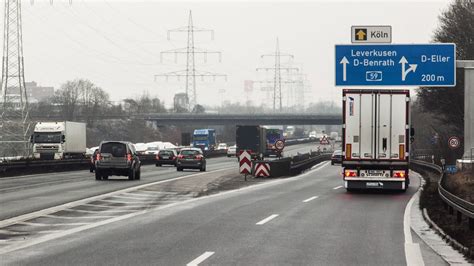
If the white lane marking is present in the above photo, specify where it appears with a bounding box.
[403,175,425,266]
[62,209,136,214]
[0,162,330,254]
[310,161,330,171]
[256,214,279,225]
[44,215,114,220]
[19,222,90,227]
[187,251,215,266]
[302,196,319,203]
[110,195,154,201]
[332,185,343,190]
[0,168,231,228]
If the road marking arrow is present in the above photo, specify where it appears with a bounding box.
[340,56,349,82]
[399,56,418,81]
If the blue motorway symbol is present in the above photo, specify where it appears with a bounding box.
[445,165,457,174]
[335,44,456,86]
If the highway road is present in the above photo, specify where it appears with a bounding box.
[0,143,318,221]
[1,153,445,265]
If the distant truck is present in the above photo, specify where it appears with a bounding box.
[264,127,284,157]
[192,129,217,151]
[181,132,192,146]
[31,121,86,160]
[236,125,266,159]
[342,89,413,192]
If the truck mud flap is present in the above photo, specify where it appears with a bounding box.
[346,180,405,190]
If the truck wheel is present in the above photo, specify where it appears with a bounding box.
[128,169,135,180]
[95,171,101,180]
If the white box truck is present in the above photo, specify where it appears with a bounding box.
[342,89,413,191]
[31,121,87,160]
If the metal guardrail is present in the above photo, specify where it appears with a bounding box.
[411,159,474,230]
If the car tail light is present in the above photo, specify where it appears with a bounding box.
[195,155,203,160]
[345,144,352,159]
[156,155,160,160]
[127,153,132,162]
[178,155,184,159]
[393,170,406,178]
[96,153,101,161]
[399,145,405,160]
[344,169,357,177]
[172,156,176,160]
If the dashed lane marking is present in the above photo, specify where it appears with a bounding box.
[302,196,319,203]
[187,251,215,266]
[256,214,279,225]
[332,185,343,190]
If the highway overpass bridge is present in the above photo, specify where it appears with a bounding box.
[141,113,342,126]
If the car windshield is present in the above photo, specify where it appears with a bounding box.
[101,143,127,157]
[32,132,61,143]
[159,150,173,156]
[181,150,201,156]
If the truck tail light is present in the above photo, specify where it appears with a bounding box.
[399,145,405,160]
[345,144,352,159]
[127,153,132,162]
[393,170,406,178]
[344,169,357,177]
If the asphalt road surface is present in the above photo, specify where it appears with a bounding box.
[1,160,433,265]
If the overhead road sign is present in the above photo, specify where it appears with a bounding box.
[351,26,391,43]
[335,44,456,86]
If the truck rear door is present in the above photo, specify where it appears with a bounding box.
[376,93,408,160]
[345,93,375,160]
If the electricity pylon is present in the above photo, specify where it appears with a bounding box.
[0,0,31,157]
[256,38,298,112]
[155,11,226,110]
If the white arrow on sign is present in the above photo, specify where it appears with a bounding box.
[340,56,349,81]
[399,56,418,81]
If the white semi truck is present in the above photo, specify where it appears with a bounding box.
[342,89,413,191]
[31,121,87,160]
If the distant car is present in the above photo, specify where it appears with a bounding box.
[145,146,159,155]
[176,148,206,172]
[156,149,178,167]
[331,150,343,165]
[95,141,141,180]
[227,145,237,157]
[217,143,228,150]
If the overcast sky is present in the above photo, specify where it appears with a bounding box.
[10,0,450,108]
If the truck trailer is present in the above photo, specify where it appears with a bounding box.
[342,89,413,191]
[31,121,87,160]
[236,125,266,159]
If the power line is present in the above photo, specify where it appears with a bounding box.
[155,11,226,110]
